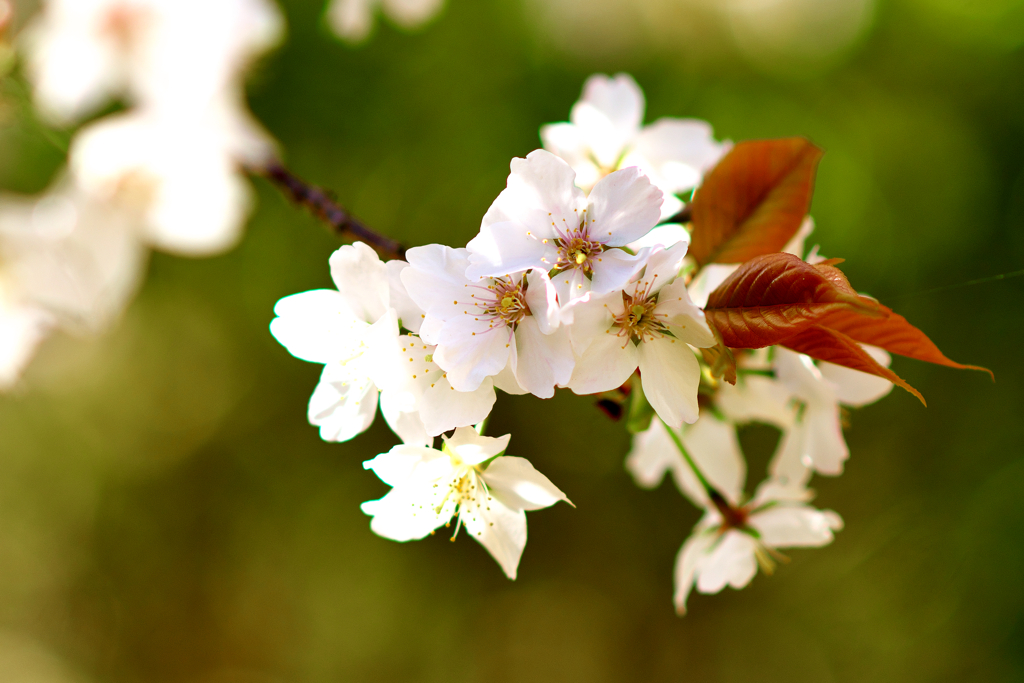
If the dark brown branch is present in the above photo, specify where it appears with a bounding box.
[659,203,691,225]
[252,161,406,259]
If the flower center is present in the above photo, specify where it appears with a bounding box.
[483,277,529,327]
[554,224,604,274]
[612,292,666,343]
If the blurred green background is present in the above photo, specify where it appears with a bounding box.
[1,0,1023,680]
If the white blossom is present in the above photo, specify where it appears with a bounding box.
[270,243,494,445]
[567,241,715,427]
[401,244,574,398]
[466,149,662,304]
[673,479,842,615]
[770,347,893,479]
[541,73,728,219]
[361,427,571,579]
[325,0,443,43]
[68,108,264,257]
[0,180,146,332]
[22,0,284,125]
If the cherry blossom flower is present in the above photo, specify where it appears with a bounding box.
[541,73,728,219]
[270,243,494,445]
[326,0,443,44]
[465,149,662,303]
[673,479,843,614]
[361,427,571,579]
[770,347,893,479]
[566,241,716,427]
[401,244,573,398]
[69,109,260,256]
[0,179,146,332]
[22,0,284,125]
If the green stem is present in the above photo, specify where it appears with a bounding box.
[660,417,716,498]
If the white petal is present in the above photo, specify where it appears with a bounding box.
[638,337,702,428]
[716,374,795,429]
[695,531,759,594]
[465,221,553,279]
[420,376,496,436]
[382,0,444,28]
[539,122,592,171]
[628,224,690,252]
[270,290,366,364]
[434,318,512,392]
[328,242,389,324]
[767,427,813,490]
[307,369,379,442]
[680,413,746,506]
[673,529,718,615]
[749,505,843,548]
[819,345,894,407]
[802,406,849,476]
[567,332,638,395]
[633,242,688,295]
[362,444,438,487]
[444,427,511,465]
[379,389,430,446]
[625,419,685,490]
[587,167,663,247]
[0,301,53,390]
[401,244,472,321]
[483,456,571,511]
[570,74,644,168]
[386,259,424,334]
[511,318,574,398]
[628,118,727,194]
[579,73,645,135]
[491,361,528,395]
[362,481,449,542]
[589,247,650,296]
[462,486,527,580]
[654,279,716,348]
[524,269,560,335]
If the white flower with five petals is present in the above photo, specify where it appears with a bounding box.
[466,149,663,304]
[541,73,728,219]
[361,427,571,579]
[672,479,843,615]
[566,241,715,427]
[401,244,574,398]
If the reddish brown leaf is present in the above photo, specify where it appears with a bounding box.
[703,253,880,349]
[817,306,994,380]
[780,326,926,405]
[689,138,824,265]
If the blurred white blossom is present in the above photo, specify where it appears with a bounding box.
[325,0,444,44]
[361,427,570,579]
[22,0,284,125]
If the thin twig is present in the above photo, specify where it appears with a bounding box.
[252,161,406,259]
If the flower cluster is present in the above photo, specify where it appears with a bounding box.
[271,73,987,609]
[0,0,283,388]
